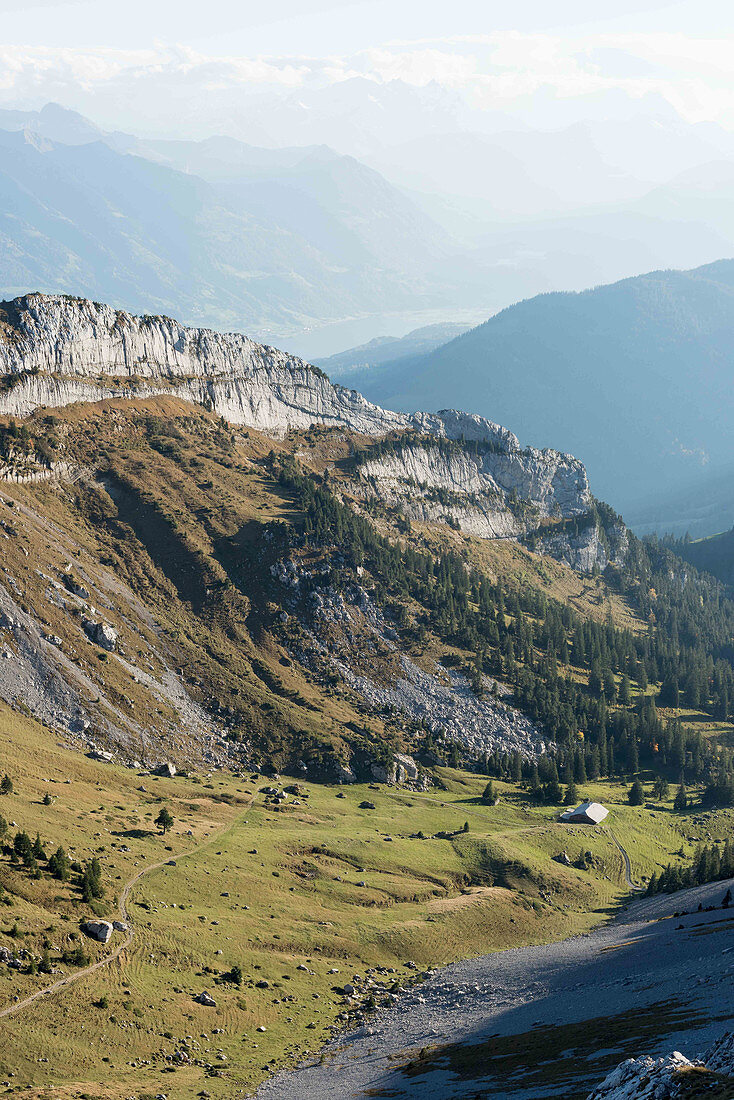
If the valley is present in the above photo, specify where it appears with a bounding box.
[4,7,734,1098]
[1,698,731,1100]
[0,294,732,1098]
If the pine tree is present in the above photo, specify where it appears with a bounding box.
[481,781,496,805]
[673,783,688,813]
[81,858,104,902]
[628,780,644,806]
[156,807,174,835]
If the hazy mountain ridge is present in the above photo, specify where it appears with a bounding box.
[6,102,734,356]
[314,321,470,376]
[0,120,473,337]
[349,259,734,530]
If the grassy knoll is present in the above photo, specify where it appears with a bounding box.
[1,707,729,1099]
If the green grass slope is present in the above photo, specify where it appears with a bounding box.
[0,700,726,1100]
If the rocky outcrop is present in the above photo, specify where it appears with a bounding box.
[83,619,118,652]
[588,1032,734,1099]
[0,293,617,572]
[530,520,629,573]
[355,440,590,540]
[0,296,578,471]
[0,295,509,445]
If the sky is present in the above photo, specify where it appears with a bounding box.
[0,0,733,141]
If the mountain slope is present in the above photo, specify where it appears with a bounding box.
[314,321,470,377]
[350,259,734,521]
[672,526,734,587]
[0,126,464,336]
[1,292,734,787]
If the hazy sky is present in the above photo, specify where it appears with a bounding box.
[1,0,732,52]
[1,0,733,140]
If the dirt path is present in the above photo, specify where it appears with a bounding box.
[605,827,643,891]
[0,805,249,1022]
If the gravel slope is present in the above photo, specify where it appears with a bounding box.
[256,878,734,1099]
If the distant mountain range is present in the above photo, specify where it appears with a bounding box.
[0,105,486,338]
[345,259,734,532]
[6,103,734,351]
[314,321,469,376]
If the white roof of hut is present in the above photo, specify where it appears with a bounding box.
[560,800,609,825]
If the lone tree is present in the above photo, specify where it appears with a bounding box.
[652,775,670,801]
[481,781,495,805]
[673,783,688,814]
[628,780,645,806]
[0,775,13,795]
[156,807,174,835]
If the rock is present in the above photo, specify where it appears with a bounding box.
[342,984,355,996]
[153,762,176,778]
[64,574,90,600]
[195,991,217,1007]
[112,920,128,932]
[335,762,357,785]
[394,753,419,782]
[82,618,118,651]
[359,801,376,810]
[370,761,397,785]
[88,749,114,763]
[83,920,114,944]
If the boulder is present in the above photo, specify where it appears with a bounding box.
[195,991,217,1007]
[88,749,114,763]
[394,753,419,782]
[370,761,397,785]
[359,801,376,810]
[83,920,114,944]
[153,762,176,778]
[83,618,118,651]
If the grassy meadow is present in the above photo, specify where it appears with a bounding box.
[0,702,729,1100]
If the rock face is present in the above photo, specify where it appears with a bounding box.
[0,295,568,462]
[355,439,591,540]
[531,519,629,573]
[0,295,485,440]
[588,1032,734,1099]
[0,293,617,572]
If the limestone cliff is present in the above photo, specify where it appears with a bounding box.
[0,295,509,444]
[353,438,591,541]
[0,293,614,571]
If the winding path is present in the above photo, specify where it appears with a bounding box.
[0,808,249,1022]
[605,826,643,891]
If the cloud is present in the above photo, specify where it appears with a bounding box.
[1,29,734,137]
